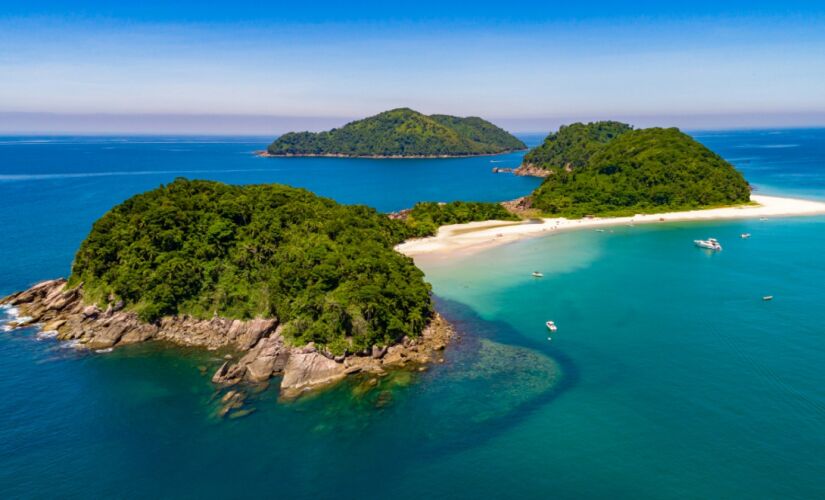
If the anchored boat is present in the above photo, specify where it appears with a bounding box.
[546,320,557,332]
[532,271,544,278]
[694,238,722,251]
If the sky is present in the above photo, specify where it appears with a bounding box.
[1,1,825,134]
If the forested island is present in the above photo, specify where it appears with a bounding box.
[521,124,751,217]
[265,108,526,158]
[1,180,518,405]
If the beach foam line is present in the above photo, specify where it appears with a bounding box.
[395,195,825,258]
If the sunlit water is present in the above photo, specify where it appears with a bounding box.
[1,130,824,498]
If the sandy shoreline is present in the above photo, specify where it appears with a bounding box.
[396,195,825,258]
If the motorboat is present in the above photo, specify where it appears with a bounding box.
[546,320,557,332]
[763,295,774,301]
[741,233,752,239]
[694,238,722,251]
[532,271,544,278]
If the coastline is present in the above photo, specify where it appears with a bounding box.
[254,149,527,160]
[0,280,455,405]
[395,194,825,258]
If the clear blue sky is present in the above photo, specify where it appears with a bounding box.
[2,1,825,133]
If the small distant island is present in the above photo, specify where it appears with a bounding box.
[263,107,527,158]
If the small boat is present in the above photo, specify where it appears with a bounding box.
[694,238,722,251]
[763,295,774,301]
[546,320,557,332]
[760,217,769,221]
[595,229,605,233]
[741,233,751,239]
[532,271,544,278]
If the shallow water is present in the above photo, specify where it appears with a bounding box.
[1,130,824,498]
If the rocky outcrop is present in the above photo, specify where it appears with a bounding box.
[280,352,347,398]
[0,279,279,351]
[501,196,535,217]
[3,279,456,400]
[212,333,290,385]
[386,208,412,221]
[513,164,552,177]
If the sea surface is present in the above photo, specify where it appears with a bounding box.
[1,129,824,498]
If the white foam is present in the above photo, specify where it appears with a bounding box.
[1,305,19,318]
[61,340,83,350]
[37,330,58,340]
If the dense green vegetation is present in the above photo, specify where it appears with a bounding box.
[522,121,633,170]
[530,127,751,217]
[404,201,520,237]
[69,179,433,353]
[267,108,526,157]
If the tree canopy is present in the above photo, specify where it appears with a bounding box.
[522,121,633,170]
[404,201,520,237]
[530,127,751,217]
[69,179,434,354]
[267,108,526,157]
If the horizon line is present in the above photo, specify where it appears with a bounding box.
[2,110,824,136]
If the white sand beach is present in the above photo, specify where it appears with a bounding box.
[396,195,825,258]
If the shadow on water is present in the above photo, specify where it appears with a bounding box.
[0,297,582,498]
[276,295,582,462]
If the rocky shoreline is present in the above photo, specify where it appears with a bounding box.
[1,279,455,403]
[513,164,551,177]
[254,149,525,159]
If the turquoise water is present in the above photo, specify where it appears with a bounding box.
[1,130,825,498]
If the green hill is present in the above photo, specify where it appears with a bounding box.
[530,127,751,217]
[68,179,433,354]
[266,108,526,157]
[522,121,633,171]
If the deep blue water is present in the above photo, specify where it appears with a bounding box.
[1,130,824,498]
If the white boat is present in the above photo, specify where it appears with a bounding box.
[694,238,722,251]
[532,271,544,278]
[546,320,557,332]
[741,233,751,239]
[763,295,774,301]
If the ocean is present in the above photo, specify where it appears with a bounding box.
[1,130,824,498]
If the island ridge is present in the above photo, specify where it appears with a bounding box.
[265,107,527,158]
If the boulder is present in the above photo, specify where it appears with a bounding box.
[212,362,246,385]
[234,318,278,351]
[41,319,67,332]
[382,345,407,366]
[119,326,156,345]
[81,305,100,320]
[280,351,346,398]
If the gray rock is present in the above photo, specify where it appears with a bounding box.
[81,305,100,320]
[280,351,346,398]
[371,345,388,359]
